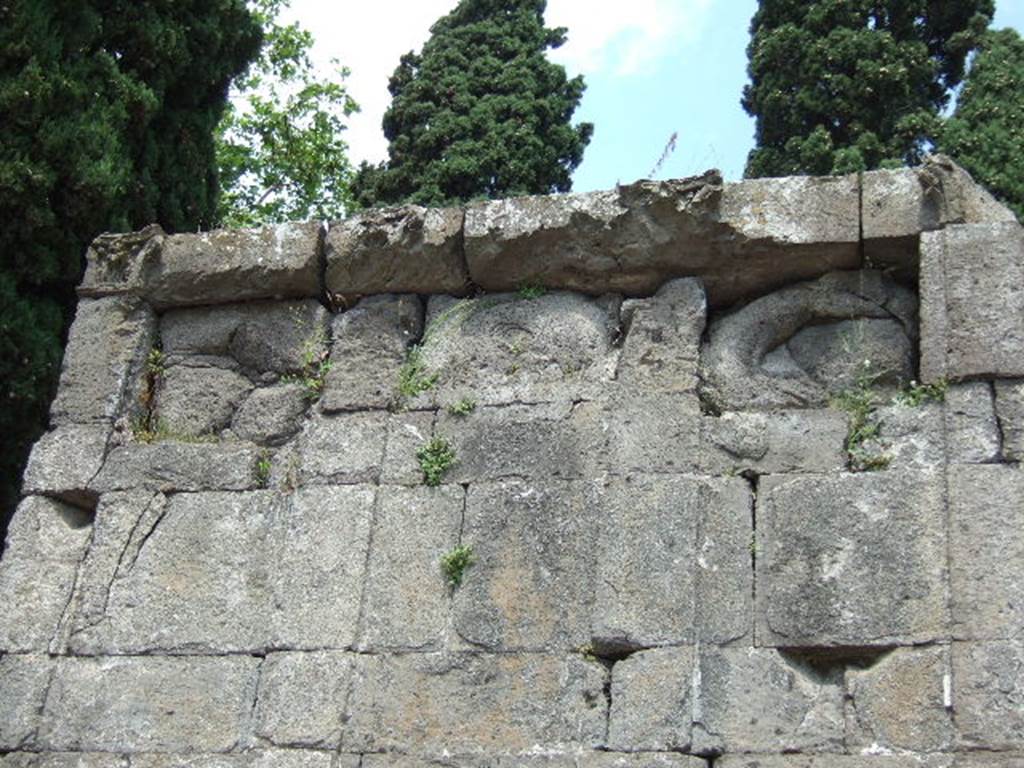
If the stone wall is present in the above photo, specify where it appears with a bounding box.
[2,157,1024,768]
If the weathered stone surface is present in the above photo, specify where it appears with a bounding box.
[22,425,109,507]
[592,475,752,652]
[945,382,1001,463]
[920,222,1024,381]
[289,412,388,486]
[360,753,575,768]
[50,297,156,426]
[949,464,1024,640]
[1,753,129,768]
[606,646,696,752]
[357,486,463,651]
[953,640,1024,750]
[326,206,468,295]
[129,752,340,768]
[453,481,599,651]
[701,271,916,411]
[340,653,606,755]
[407,292,618,408]
[321,294,424,412]
[80,224,165,298]
[757,471,948,648]
[465,172,860,306]
[145,223,321,309]
[154,365,254,436]
[228,302,329,376]
[0,497,91,653]
[583,753,704,768]
[68,487,373,654]
[716,757,953,768]
[0,654,54,750]
[863,155,1018,270]
[38,655,258,752]
[995,379,1024,461]
[380,410,434,485]
[256,652,353,748]
[617,278,705,392]
[846,647,953,752]
[231,384,309,445]
[701,409,848,475]
[92,441,262,493]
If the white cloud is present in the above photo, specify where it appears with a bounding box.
[284,0,713,164]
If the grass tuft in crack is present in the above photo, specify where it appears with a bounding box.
[417,436,455,486]
[440,544,475,587]
[832,360,891,472]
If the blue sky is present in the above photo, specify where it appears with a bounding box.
[289,1,1024,193]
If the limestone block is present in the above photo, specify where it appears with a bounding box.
[231,383,309,445]
[38,655,258,752]
[701,271,916,411]
[0,497,91,653]
[49,297,156,426]
[357,486,463,651]
[145,222,321,309]
[340,653,606,755]
[321,294,424,412]
[325,206,468,295]
[291,412,388,486]
[452,480,599,651]
[949,464,1024,640]
[953,640,1024,750]
[154,364,253,437]
[592,475,752,652]
[465,171,860,307]
[68,487,373,654]
[79,224,165,297]
[920,222,1024,381]
[617,278,706,392]
[944,382,1001,463]
[0,654,54,750]
[92,441,263,494]
[701,409,848,475]
[380,410,435,485]
[692,647,845,755]
[130,752,339,768]
[995,379,1024,461]
[757,471,948,648]
[845,647,954,752]
[716,757,953,768]
[22,424,109,507]
[606,646,696,752]
[407,292,618,408]
[863,156,1017,270]
[1,753,129,768]
[256,652,353,748]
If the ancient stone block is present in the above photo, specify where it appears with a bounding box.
[380,410,435,485]
[845,647,953,752]
[757,471,948,648]
[321,294,424,412]
[154,364,254,436]
[920,222,1024,381]
[340,653,606,756]
[325,206,468,295]
[945,383,1001,463]
[995,379,1024,461]
[592,475,752,652]
[0,654,54,750]
[465,172,860,307]
[606,647,696,752]
[452,480,599,651]
[361,755,574,768]
[1,753,129,768]
[49,297,156,427]
[256,652,353,748]
[38,655,258,752]
[231,383,309,445]
[701,271,916,411]
[953,640,1024,750]
[290,412,388,486]
[92,441,262,494]
[145,223,321,309]
[68,487,373,654]
[581,756,704,768]
[79,224,165,298]
[22,424,109,507]
[357,486,463,651]
[130,752,339,768]
[716,757,953,768]
[949,464,1024,640]
[617,278,705,392]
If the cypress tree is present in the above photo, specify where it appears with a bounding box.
[940,28,1024,220]
[742,0,993,178]
[352,0,593,208]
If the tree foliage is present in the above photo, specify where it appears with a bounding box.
[742,0,994,178]
[940,28,1024,220]
[216,0,359,227]
[0,0,260,542]
[353,0,593,208]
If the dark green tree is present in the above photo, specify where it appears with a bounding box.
[742,0,993,178]
[940,28,1024,220]
[352,0,593,208]
[0,0,260,546]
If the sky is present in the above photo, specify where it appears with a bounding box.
[285,1,1024,194]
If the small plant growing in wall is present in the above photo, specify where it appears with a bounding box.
[417,436,455,486]
[398,346,439,399]
[254,449,272,489]
[832,360,891,472]
[447,397,477,416]
[516,282,546,300]
[892,378,948,407]
[440,544,475,587]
